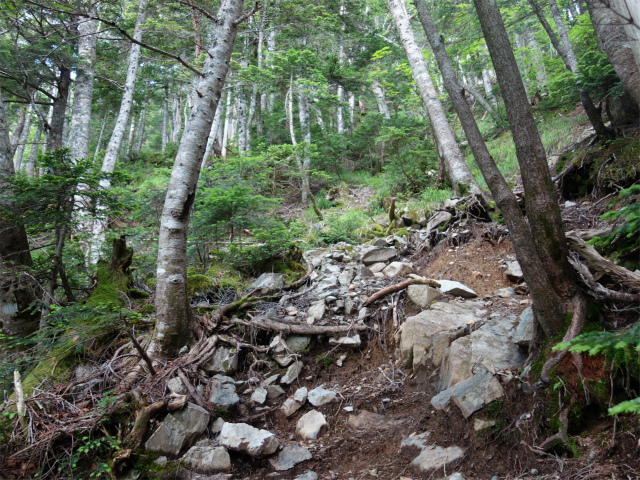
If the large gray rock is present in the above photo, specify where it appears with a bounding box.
[303,249,326,268]
[513,307,534,347]
[251,387,268,405]
[437,280,477,298]
[295,472,319,480]
[285,335,312,352]
[425,211,452,233]
[338,268,355,286]
[145,403,210,456]
[505,261,524,282]
[431,368,505,418]
[294,387,308,403]
[204,347,238,375]
[208,375,239,409]
[219,422,279,458]
[382,262,414,279]
[399,302,476,370]
[401,432,464,472]
[307,302,326,323]
[439,316,525,390]
[296,410,327,440]
[166,377,188,395]
[281,398,303,417]
[182,446,231,473]
[356,265,374,278]
[407,284,443,308]
[361,247,398,265]
[281,361,304,385]
[308,387,338,406]
[252,273,285,291]
[269,445,313,471]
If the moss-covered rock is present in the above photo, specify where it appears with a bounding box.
[186,274,213,297]
[139,304,155,315]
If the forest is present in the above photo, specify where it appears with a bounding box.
[0,0,639,478]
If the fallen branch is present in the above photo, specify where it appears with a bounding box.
[127,328,156,376]
[569,255,640,303]
[363,278,440,306]
[233,315,367,334]
[176,369,208,410]
[218,333,270,352]
[566,231,640,290]
[283,256,314,291]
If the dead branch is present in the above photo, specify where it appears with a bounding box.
[566,231,640,291]
[127,328,156,376]
[569,254,640,303]
[218,333,270,352]
[363,278,440,306]
[233,315,367,334]
[283,256,314,291]
[176,369,208,410]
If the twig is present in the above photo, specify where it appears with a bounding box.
[176,369,208,410]
[127,328,156,376]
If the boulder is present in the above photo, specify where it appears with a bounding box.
[285,335,312,353]
[369,262,387,274]
[252,273,285,292]
[505,261,524,282]
[251,387,268,405]
[382,262,414,279]
[208,375,239,409]
[438,316,524,390]
[219,422,279,458]
[281,361,304,385]
[513,307,534,347]
[407,284,443,308]
[431,368,504,417]
[294,387,308,403]
[269,445,312,471]
[401,432,464,472]
[328,334,361,349]
[182,446,231,473]
[399,302,476,370]
[296,410,328,440]
[308,387,338,406]
[166,377,188,396]
[145,403,210,456]
[338,268,355,286]
[204,347,238,375]
[437,280,477,298]
[361,248,398,265]
[281,398,303,417]
[307,302,326,323]
[303,249,326,268]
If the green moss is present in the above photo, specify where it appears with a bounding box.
[147,278,156,289]
[187,274,212,297]
[84,267,129,308]
[139,304,155,315]
[394,228,410,237]
[134,453,180,479]
[128,288,150,299]
[205,263,247,290]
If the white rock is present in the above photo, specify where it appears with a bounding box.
[473,417,496,431]
[407,284,443,308]
[294,387,308,403]
[269,445,313,471]
[219,422,279,458]
[505,261,524,282]
[513,307,534,347]
[401,432,464,472]
[145,403,210,456]
[382,262,414,278]
[369,262,386,274]
[281,398,303,417]
[166,377,188,395]
[308,387,338,406]
[267,385,285,399]
[358,307,369,320]
[285,335,311,352]
[281,361,304,385]
[307,302,325,322]
[437,279,477,298]
[252,273,285,291]
[296,410,328,440]
[182,445,231,473]
[204,346,239,375]
[338,268,355,286]
[328,334,361,349]
[251,387,268,405]
[494,287,516,298]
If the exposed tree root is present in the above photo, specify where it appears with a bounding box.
[233,315,367,334]
[283,256,314,291]
[569,253,640,303]
[538,395,577,451]
[363,277,441,306]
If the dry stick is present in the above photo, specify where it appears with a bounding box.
[233,316,367,334]
[569,254,640,303]
[363,278,440,307]
[127,328,156,376]
[176,369,208,410]
[283,257,314,291]
[218,333,270,352]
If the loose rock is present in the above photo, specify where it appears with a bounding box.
[219,422,279,458]
[182,446,231,473]
[296,410,328,440]
[269,445,313,471]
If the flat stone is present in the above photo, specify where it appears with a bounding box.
[166,377,188,395]
[182,446,231,473]
[431,368,505,418]
[437,280,477,298]
[347,411,405,430]
[204,346,238,375]
[407,284,443,308]
[285,335,312,353]
[281,398,303,417]
[505,261,524,282]
[358,307,369,320]
[269,445,312,471]
[267,385,285,399]
[494,287,516,298]
[303,249,325,268]
[252,273,285,291]
[294,472,319,480]
[308,387,338,406]
[328,334,361,349]
[208,375,239,409]
[401,432,464,473]
[145,403,210,456]
[356,265,374,278]
[382,262,414,279]
[307,302,325,322]
[361,248,397,265]
[344,297,356,315]
[513,307,534,347]
[296,410,327,440]
[219,422,279,458]
[425,211,452,233]
[274,354,295,367]
[473,418,496,431]
[338,268,355,286]
[294,387,308,403]
[281,361,304,385]
[369,262,387,273]
[211,417,225,433]
[373,238,387,247]
[251,387,268,405]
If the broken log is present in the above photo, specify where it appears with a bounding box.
[363,278,441,306]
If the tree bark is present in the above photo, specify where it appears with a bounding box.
[202,90,225,169]
[460,80,501,121]
[135,104,146,153]
[414,0,565,336]
[372,80,391,119]
[11,107,26,156]
[587,0,640,107]
[222,87,232,158]
[93,111,109,160]
[387,0,484,198]
[162,84,169,152]
[26,119,42,177]
[152,0,244,359]
[47,67,71,151]
[13,104,32,170]
[298,91,312,203]
[482,68,497,106]
[236,84,248,153]
[101,0,148,180]
[68,9,98,162]
[611,0,640,70]
[473,0,574,300]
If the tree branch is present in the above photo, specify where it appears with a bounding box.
[234,2,261,26]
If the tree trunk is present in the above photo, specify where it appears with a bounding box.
[93,111,109,160]
[587,0,640,106]
[222,88,232,158]
[549,0,579,71]
[135,104,146,153]
[473,0,574,299]
[482,68,497,106]
[313,104,326,132]
[162,85,169,152]
[202,91,225,169]
[48,66,72,151]
[387,0,484,198]
[101,0,148,180]
[127,112,136,155]
[14,104,32,170]
[298,91,311,203]
[611,0,640,70]
[11,107,26,156]
[27,119,42,177]
[460,80,501,121]
[414,0,565,336]
[152,0,244,359]
[236,84,248,153]
[372,80,391,119]
[68,9,98,162]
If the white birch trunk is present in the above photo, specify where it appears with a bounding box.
[612,0,640,70]
[127,112,136,155]
[222,88,232,158]
[298,92,311,203]
[27,120,42,177]
[93,111,109,160]
[387,0,482,197]
[135,105,146,152]
[202,90,225,169]
[162,85,169,152]
[14,104,32,171]
[482,68,497,106]
[348,92,355,132]
[372,81,391,119]
[548,0,578,72]
[236,86,248,153]
[68,9,97,162]
[313,104,325,132]
[152,0,244,359]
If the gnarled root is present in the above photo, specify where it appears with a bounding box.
[538,395,577,452]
